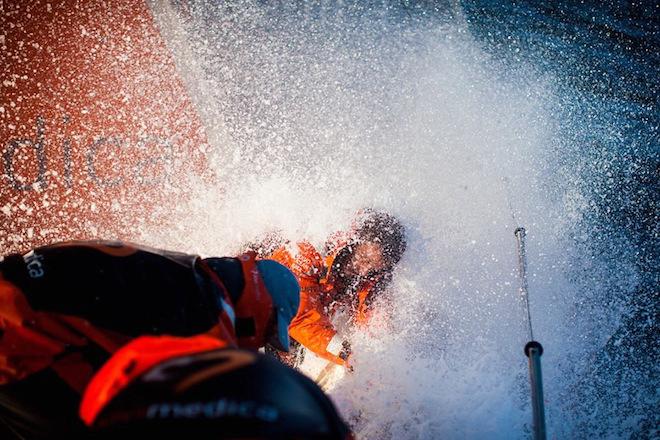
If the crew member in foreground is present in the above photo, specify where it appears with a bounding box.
[0,240,300,439]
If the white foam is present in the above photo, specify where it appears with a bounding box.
[139,4,637,438]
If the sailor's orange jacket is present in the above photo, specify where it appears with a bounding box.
[269,240,380,366]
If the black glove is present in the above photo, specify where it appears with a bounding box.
[339,340,352,361]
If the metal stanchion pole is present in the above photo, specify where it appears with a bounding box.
[515,227,547,440]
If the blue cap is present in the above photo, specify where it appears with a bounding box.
[255,260,300,351]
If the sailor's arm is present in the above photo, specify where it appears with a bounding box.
[288,285,349,366]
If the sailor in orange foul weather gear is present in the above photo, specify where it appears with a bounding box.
[0,240,299,439]
[257,209,407,368]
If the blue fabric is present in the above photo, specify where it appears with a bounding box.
[256,260,300,351]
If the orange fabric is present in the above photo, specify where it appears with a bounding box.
[50,317,133,393]
[270,243,341,365]
[353,282,377,326]
[269,241,378,366]
[0,276,135,391]
[0,276,87,383]
[234,251,274,350]
[55,315,131,354]
[79,334,227,426]
[50,352,98,394]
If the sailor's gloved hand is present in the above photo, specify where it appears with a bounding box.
[339,340,352,360]
[339,340,354,372]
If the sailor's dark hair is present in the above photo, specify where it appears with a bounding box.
[352,208,406,268]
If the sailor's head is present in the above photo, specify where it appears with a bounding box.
[344,208,407,278]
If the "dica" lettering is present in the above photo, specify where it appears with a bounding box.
[23,251,45,278]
